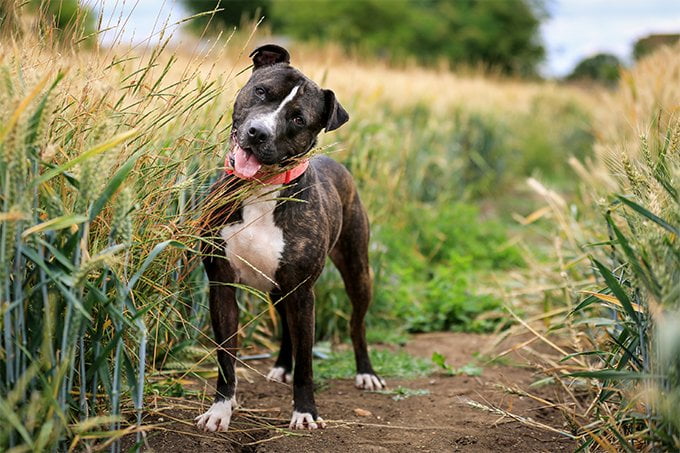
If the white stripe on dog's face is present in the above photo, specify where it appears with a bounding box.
[256,84,301,135]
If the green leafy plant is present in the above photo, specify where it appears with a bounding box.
[567,53,623,86]
[375,386,430,401]
[432,352,483,376]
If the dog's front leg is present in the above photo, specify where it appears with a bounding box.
[285,288,326,430]
[196,259,238,432]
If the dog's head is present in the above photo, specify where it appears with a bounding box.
[228,44,349,178]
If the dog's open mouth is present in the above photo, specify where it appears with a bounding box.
[230,140,263,179]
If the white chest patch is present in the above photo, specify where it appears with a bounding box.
[221,186,285,292]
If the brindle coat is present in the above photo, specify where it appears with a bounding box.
[199,45,384,431]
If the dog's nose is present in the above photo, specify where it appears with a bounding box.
[247,124,270,143]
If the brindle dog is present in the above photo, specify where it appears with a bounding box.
[197,44,385,432]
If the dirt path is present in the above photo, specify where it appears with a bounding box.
[127,333,573,452]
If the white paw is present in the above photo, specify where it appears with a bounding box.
[355,373,386,390]
[289,411,326,430]
[195,398,236,432]
[266,366,292,384]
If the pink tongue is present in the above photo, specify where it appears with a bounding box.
[233,144,262,178]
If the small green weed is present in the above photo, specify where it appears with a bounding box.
[432,352,483,376]
[375,386,430,401]
[147,378,185,397]
[314,348,432,382]
[361,201,520,336]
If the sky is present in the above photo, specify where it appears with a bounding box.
[96,0,680,77]
[541,0,680,76]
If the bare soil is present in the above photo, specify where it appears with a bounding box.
[123,333,574,452]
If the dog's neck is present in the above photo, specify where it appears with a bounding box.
[225,157,309,185]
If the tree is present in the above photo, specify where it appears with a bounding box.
[183,0,547,77]
[633,34,680,60]
[270,0,546,76]
[567,53,622,86]
[182,0,271,30]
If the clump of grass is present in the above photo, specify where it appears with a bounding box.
[432,352,483,376]
[314,349,432,383]
[315,200,522,341]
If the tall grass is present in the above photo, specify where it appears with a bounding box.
[0,8,239,448]
[515,43,680,450]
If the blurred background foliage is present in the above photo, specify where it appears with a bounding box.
[0,0,95,42]
[633,33,680,60]
[28,0,94,32]
[183,0,270,30]
[5,0,670,83]
[183,0,546,76]
[566,53,622,86]
[179,1,680,85]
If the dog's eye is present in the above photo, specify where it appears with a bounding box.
[292,115,305,127]
[254,87,266,99]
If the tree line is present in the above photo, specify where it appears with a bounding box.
[184,0,547,77]
[3,0,677,82]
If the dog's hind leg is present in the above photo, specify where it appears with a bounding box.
[266,295,293,384]
[195,256,239,432]
[330,196,386,391]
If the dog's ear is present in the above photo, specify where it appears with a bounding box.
[323,89,349,132]
[249,44,290,70]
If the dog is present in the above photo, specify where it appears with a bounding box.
[196,44,385,432]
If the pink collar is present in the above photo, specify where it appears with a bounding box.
[225,156,309,185]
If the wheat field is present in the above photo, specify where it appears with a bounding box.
[1,6,679,451]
